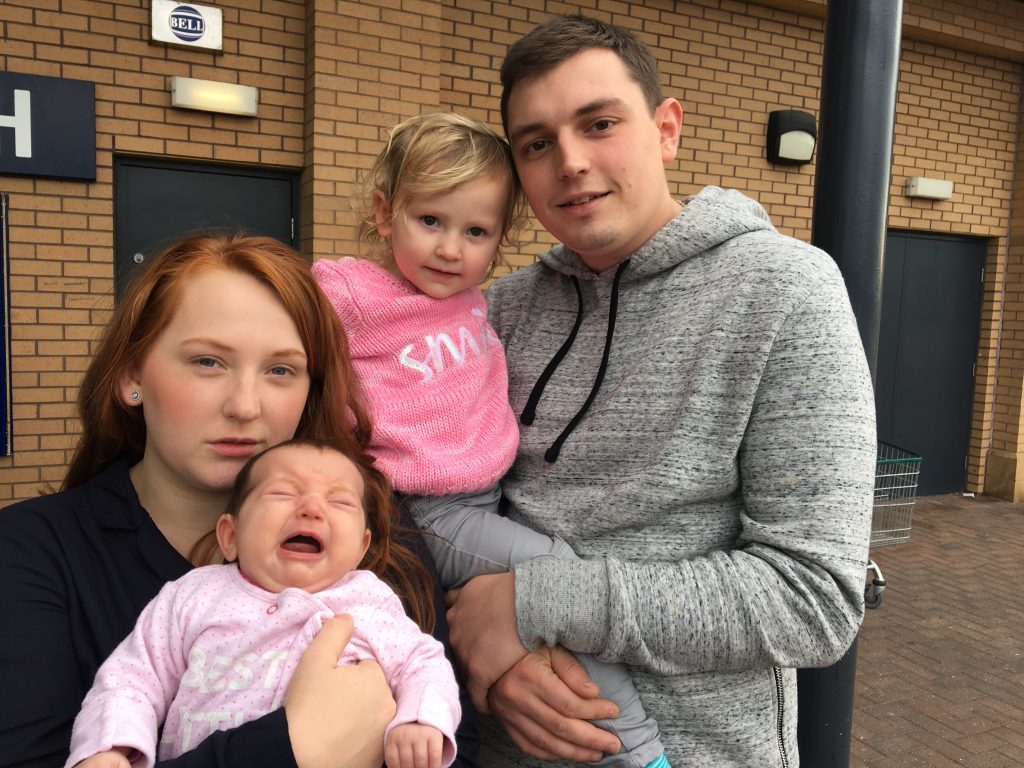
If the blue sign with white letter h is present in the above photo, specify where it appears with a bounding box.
[0,72,96,181]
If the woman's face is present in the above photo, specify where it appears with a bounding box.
[123,268,312,495]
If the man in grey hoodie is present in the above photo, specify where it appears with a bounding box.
[445,14,877,768]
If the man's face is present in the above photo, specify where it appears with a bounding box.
[505,47,683,273]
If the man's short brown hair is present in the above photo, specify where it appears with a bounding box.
[499,14,664,136]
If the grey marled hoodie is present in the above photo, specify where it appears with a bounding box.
[482,186,876,767]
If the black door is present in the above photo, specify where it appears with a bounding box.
[114,157,299,297]
[876,231,986,495]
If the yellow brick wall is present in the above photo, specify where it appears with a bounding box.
[303,0,444,259]
[0,0,307,501]
[0,0,1022,502]
[757,0,1024,60]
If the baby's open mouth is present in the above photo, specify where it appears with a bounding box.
[281,534,322,554]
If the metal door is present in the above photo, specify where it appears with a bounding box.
[114,157,299,297]
[876,231,985,495]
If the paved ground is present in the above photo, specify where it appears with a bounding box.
[851,493,1024,767]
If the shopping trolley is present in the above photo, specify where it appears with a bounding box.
[864,441,921,608]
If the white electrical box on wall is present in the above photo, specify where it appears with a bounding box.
[905,176,953,200]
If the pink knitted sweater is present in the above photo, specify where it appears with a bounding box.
[313,258,519,495]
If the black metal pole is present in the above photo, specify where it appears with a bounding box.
[811,0,903,375]
[799,1,903,766]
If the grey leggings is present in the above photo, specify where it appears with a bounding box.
[404,485,664,768]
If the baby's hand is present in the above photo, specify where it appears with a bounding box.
[74,748,132,768]
[385,722,444,768]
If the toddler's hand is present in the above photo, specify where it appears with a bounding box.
[385,722,444,768]
[74,748,132,768]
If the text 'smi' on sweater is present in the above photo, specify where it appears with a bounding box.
[313,257,519,496]
[482,185,877,767]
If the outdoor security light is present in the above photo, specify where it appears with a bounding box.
[766,109,817,166]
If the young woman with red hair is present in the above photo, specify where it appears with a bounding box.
[0,233,475,768]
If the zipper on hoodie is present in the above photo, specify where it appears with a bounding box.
[773,667,791,768]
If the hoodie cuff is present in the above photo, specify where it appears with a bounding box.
[514,556,610,654]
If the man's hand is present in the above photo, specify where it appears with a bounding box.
[488,645,622,762]
[445,572,528,711]
[447,573,622,761]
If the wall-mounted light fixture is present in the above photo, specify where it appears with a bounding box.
[766,109,817,166]
[905,176,953,200]
[169,76,258,117]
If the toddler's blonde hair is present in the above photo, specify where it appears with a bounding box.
[357,112,528,277]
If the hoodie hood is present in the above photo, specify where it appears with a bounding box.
[537,186,777,282]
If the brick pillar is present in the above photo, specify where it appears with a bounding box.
[984,84,1024,501]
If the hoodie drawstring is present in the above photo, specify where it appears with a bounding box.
[519,259,631,462]
[519,277,583,427]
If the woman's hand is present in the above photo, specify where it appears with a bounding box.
[284,616,396,768]
[487,645,622,762]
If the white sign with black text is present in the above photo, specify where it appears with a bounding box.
[151,0,223,51]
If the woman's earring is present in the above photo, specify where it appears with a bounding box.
[130,391,140,401]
